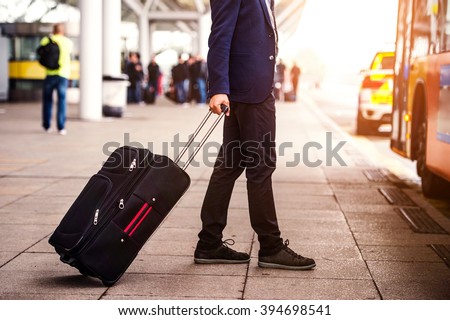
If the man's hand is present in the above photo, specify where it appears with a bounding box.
[209,94,230,116]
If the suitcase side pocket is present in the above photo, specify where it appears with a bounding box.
[80,221,141,285]
[113,194,159,246]
[49,174,112,251]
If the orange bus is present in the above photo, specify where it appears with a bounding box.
[392,0,450,198]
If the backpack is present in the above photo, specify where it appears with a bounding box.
[36,37,60,70]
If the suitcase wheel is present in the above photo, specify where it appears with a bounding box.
[102,279,116,287]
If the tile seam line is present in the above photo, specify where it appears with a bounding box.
[0,231,53,269]
[334,193,384,300]
[0,175,67,210]
[301,95,384,299]
[240,231,256,300]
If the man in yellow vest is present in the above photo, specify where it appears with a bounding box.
[40,23,73,135]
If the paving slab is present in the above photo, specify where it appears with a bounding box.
[353,231,450,246]
[340,204,403,214]
[0,177,56,196]
[106,274,246,300]
[272,167,328,184]
[128,255,249,277]
[26,237,54,253]
[345,212,412,232]
[0,224,54,251]
[0,211,65,226]
[244,277,380,300]
[292,244,362,261]
[2,252,76,273]
[150,226,254,244]
[0,195,73,216]
[273,182,334,196]
[0,293,101,300]
[334,189,390,205]
[140,240,198,257]
[0,270,107,298]
[0,195,23,208]
[367,260,450,282]
[360,245,442,262]
[273,194,340,211]
[367,261,450,299]
[0,251,19,267]
[1,100,449,301]
[322,167,370,184]
[276,230,356,246]
[248,258,371,280]
[277,219,350,233]
[276,209,346,221]
[176,190,248,209]
[34,178,89,197]
[374,280,450,299]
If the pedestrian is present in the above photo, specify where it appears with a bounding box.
[275,58,286,100]
[171,56,189,105]
[40,23,73,135]
[290,61,301,95]
[194,0,316,270]
[187,54,208,105]
[187,54,199,103]
[145,56,161,104]
[196,55,208,105]
[125,52,144,104]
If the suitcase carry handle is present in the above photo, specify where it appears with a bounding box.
[175,104,228,170]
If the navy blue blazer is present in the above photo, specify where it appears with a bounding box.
[207,0,277,104]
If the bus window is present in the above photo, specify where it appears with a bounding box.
[445,0,450,50]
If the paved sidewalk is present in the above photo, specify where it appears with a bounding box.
[0,95,449,300]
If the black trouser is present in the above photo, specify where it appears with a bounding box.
[197,94,283,257]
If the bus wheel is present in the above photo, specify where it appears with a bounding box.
[417,120,450,198]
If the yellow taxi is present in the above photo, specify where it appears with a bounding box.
[356,51,395,135]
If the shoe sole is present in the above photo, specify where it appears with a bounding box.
[194,258,250,264]
[258,261,316,270]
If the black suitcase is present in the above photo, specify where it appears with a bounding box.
[48,108,226,286]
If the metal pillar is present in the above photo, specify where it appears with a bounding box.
[79,0,102,120]
[139,0,154,67]
[149,22,157,58]
[198,13,211,58]
[103,0,122,76]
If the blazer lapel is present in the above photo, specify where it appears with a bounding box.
[259,0,274,28]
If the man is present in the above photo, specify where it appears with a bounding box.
[194,0,316,270]
[290,62,301,95]
[171,56,189,105]
[275,59,286,100]
[40,23,73,135]
[145,56,161,104]
[125,52,144,104]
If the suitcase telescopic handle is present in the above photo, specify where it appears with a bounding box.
[175,104,228,170]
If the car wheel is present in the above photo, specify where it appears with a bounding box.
[356,110,373,135]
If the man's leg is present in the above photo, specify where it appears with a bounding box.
[42,76,55,130]
[234,94,283,257]
[197,106,244,250]
[56,76,68,131]
[235,95,315,270]
[175,82,185,103]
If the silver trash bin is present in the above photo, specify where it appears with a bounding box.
[102,75,129,117]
